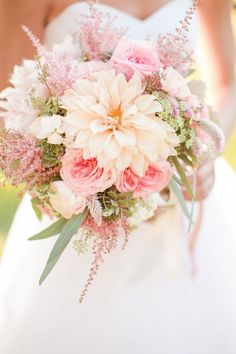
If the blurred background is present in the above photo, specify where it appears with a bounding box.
[0,1,235,255]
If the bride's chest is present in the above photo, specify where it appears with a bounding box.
[44,0,197,50]
[99,0,169,21]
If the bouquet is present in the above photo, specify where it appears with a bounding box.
[0,1,224,301]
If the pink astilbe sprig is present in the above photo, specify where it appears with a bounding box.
[22,26,47,57]
[75,0,127,60]
[43,52,80,96]
[79,216,130,302]
[157,0,198,75]
[0,130,60,188]
[22,26,81,96]
[198,119,225,155]
[192,119,225,163]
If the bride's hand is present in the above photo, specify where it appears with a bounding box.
[183,162,215,201]
[213,82,236,141]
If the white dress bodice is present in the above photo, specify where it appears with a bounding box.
[44,0,197,49]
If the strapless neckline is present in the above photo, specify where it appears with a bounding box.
[44,0,196,51]
[62,0,179,24]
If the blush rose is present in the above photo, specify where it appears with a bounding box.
[115,161,173,197]
[160,67,191,100]
[110,37,163,80]
[61,149,115,196]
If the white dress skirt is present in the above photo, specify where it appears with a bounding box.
[0,2,236,354]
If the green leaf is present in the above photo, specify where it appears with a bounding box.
[170,178,193,223]
[107,191,117,200]
[188,173,197,233]
[39,254,61,286]
[31,198,43,221]
[172,174,182,186]
[29,218,66,241]
[173,157,195,200]
[39,210,88,285]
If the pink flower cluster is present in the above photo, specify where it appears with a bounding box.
[60,149,172,200]
[79,215,129,302]
[76,1,126,61]
[111,37,163,80]
[0,130,59,188]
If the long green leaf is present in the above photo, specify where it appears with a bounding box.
[29,218,67,241]
[39,254,61,286]
[39,210,88,285]
[173,157,195,200]
[31,198,43,221]
[172,174,182,186]
[170,178,193,223]
[188,173,197,232]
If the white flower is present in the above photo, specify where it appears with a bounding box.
[160,67,191,100]
[30,115,64,144]
[0,60,48,133]
[61,70,179,176]
[52,35,81,59]
[50,181,86,219]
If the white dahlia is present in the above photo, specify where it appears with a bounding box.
[61,70,179,176]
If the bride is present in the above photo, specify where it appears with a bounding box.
[0,1,236,353]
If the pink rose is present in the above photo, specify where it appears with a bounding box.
[110,37,163,80]
[61,149,115,196]
[115,161,173,197]
[74,61,111,79]
[160,67,191,100]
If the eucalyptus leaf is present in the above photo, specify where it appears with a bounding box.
[31,198,43,221]
[29,218,67,241]
[39,254,61,286]
[170,178,193,224]
[172,174,182,186]
[173,157,195,200]
[188,173,197,233]
[48,211,88,262]
[39,210,88,285]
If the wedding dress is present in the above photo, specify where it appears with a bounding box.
[0,1,236,354]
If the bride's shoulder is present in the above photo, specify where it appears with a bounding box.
[0,0,78,22]
[48,0,79,23]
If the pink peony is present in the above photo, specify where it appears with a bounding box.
[115,161,173,197]
[61,149,115,196]
[160,67,191,100]
[74,61,111,79]
[110,37,163,80]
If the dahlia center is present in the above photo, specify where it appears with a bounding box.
[109,106,122,125]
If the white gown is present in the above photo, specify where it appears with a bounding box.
[1,2,236,354]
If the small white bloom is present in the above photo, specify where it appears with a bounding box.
[160,67,191,100]
[30,115,64,144]
[0,60,48,133]
[50,181,86,219]
[128,192,171,228]
[52,35,81,59]
[48,132,64,145]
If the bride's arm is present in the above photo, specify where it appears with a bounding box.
[185,0,235,201]
[0,0,76,91]
[0,0,49,91]
[197,0,236,139]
